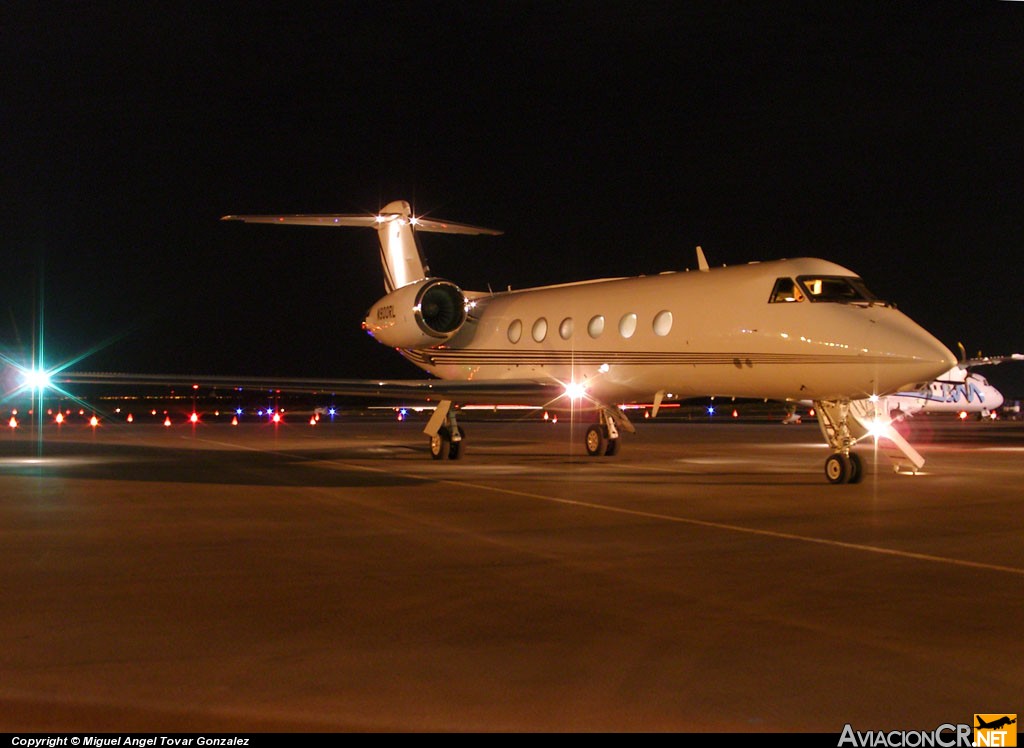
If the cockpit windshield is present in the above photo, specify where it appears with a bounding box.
[796,275,881,304]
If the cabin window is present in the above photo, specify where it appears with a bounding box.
[588,315,605,338]
[532,317,548,342]
[796,275,880,304]
[653,310,673,336]
[559,317,574,340]
[619,313,637,339]
[507,319,522,344]
[769,277,804,303]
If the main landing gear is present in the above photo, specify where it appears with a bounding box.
[584,406,631,457]
[430,423,464,460]
[424,400,464,460]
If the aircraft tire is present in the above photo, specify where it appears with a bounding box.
[430,431,449,460]
[448,430,463,460]
[585,425,606,457]
[824,453,850,484]
[847,452,864,484]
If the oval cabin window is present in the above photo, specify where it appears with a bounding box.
[653,310,673,336]
[559,317,574,340]
[588,315,605,338]
[508,319,523,344]
[619,313,637,338]
[532,317,548,342]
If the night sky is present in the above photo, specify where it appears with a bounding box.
[3,2,1023,393]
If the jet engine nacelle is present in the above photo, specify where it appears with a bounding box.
[363,278,468,349]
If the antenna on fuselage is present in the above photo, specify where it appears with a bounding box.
[696,246,709,272]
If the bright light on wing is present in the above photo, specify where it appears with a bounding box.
[563,382,587,401]
[866,418,890,439]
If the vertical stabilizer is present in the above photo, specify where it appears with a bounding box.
[375,200,429,292]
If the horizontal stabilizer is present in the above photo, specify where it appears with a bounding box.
[221,213,503,236]
[223,201,501,292]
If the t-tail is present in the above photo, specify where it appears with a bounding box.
[222,200,502,293]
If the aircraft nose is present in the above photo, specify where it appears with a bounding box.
[919,334,958,372]
[905,331,958,380]
[873,313,958,391]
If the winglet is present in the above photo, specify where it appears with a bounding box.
[696,246,709,272]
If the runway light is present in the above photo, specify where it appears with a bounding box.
[707,405,715,416]
[8,417,17,429]
[231,416,238,426]
[309,416,317,426]
[164,417,172,427]
[190,412,199,424]
[22,368,51,390]
[272,413,281,423]
[328,407,336,416]
[126,414,133,423]
[89,416,99,427]
[235,408,243,416]
[551,415,558,424]
[543,411,549,421]
[732,409,739,418]
[55,413,64,425]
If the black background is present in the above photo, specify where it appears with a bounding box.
[3,2,1022,393]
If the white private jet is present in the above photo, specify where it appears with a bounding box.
[59,200,957,483]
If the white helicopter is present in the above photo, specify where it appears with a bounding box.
[59,200,956,484]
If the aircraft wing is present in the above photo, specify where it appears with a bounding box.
[961,353,1024,368]
[55,371,566,405]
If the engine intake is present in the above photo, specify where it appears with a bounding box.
[363,278,468,348]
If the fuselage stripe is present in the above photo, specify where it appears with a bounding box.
[401,349,915,366]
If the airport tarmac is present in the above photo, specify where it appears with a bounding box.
[0,415,1021,732]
